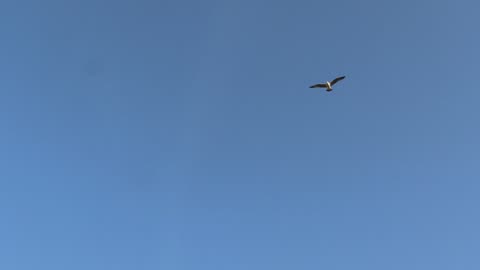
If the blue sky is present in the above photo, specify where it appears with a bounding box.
[1,0,480,269]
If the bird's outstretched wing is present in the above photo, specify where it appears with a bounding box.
[330,76,346,85]
[309,83,327,88]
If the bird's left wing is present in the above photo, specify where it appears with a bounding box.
[309,83,327,88]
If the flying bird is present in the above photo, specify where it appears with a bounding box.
[309,76,346,92]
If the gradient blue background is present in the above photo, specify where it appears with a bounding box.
[2,0,480,269]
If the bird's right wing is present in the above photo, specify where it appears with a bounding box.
[309,83,327,88]
[330,76,346,85]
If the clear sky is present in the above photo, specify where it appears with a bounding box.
[2,0,480,269]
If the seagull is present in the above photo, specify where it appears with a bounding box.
[309,76,346,92]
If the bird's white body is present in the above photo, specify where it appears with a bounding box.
[326,81,332,91]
